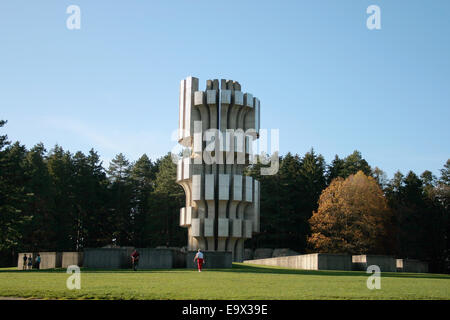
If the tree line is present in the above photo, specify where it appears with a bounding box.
[1,120,449,272]
[247,150,449,273]
[0,120,186,266]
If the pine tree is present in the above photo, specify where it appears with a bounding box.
[327,151,371,184]
[21,143,53,251]
[129,154,156,247]
[149,153,185,247]
[107,153,133,246]
[47,145,75,251]
[0,122,32,264]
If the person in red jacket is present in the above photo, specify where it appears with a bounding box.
[131,250,140,271]
[193,249,205,272]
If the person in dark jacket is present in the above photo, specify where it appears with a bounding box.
[131,250,140,271]
[35,254,41,270]
[22,254,27,270]
[27,255,33,270]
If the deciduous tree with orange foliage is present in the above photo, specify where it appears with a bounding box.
[308,171,391,254]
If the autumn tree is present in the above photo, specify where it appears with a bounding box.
[308,171,391,254]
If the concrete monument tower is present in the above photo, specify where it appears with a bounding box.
[176,76,260,262]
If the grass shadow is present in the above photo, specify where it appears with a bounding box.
[1,264,449,280]
[225,263,450,280]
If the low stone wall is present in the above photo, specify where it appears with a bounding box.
[62,252,84,268]
[173,249,187,268]
[244,249,253,261]
[352,255,396,272]
[253,248,274,260]
[186,251,232,269]
[38,252,62,269]
[396,259,428,273]
[246,248,299,260]
[272,248,299,258]
[83,248,133,269]
[135,248,186,269]
[18,252,64,269]
[244,253,352,271]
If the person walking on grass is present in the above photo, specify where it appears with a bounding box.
[22,254,27,270]
[27,255,33,270]
[35,254,41,270]
[193,249,205,272]
[131,249,140,271]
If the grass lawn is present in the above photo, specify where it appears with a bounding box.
[0,263,449,300]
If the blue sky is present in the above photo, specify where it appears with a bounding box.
[0,0,449,178]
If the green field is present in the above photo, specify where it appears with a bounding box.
[0,263,449,300]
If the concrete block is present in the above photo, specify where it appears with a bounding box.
[253,180,260,232]
[83,248,133,269]
[244,253,352,271]
[180,207,186,226]
[254,98,260,133]
[191,218,202,237]
[204,218,214,237]
[62,252,83,268]
[218,218,229,237]
[232,219,243,237]
[192,174,202,200]
[221,90,231,104]
[185,207,193,226]
[178,77,199,142]
[244,248,253,260]
[186,251,232,269]
[206,90,217,104]
[396,259,429,273]
[272,248,299,258]
[352,255,397,272]
[135,248,186,269]
[183,157,190,180]
[37,252,62,269]
[243,220,252,238]
[233,175,243,201]
[180,207,194,227]
[253,248,274,260]
[218,174,230,200]
[194,91,204,106]
[234,91,244,106]
[234,132,245,153]
[205,174,214,200]
[245,176,253,202]
[244,93,254,107]
[176,158,183,181]
[317,254,352,270]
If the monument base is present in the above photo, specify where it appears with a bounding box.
[186,251,232,269]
